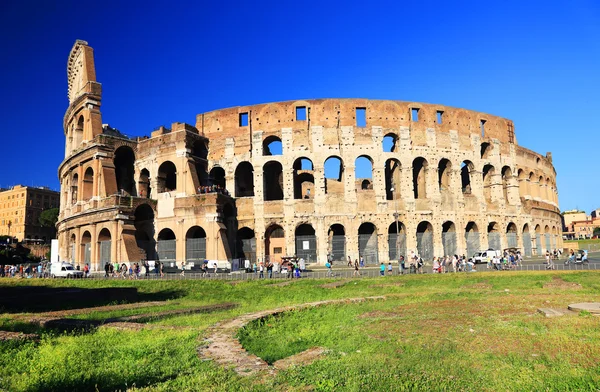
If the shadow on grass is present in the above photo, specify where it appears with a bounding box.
[0,285,185,313]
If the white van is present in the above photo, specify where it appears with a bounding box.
[51,262,84,278]
[472,250,501,264]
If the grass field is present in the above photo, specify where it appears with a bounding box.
[1,272,599,391]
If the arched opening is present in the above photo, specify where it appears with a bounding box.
[73,115,84,149]
[416,221,434,260]
[539,176,546,201]
[412,157,428,199]
[157,161,177,193]
[487,222,501,250]
[71,173,78,204]
[382,133,398,152]
[138,169,151,198]
[98,228,111,266]
[388,221,406,261]
[263,136,282,156]
[534,224,542,255]
[192,140,208,160]
[385,159,401,200]
[438,159,452,191]
[69,233,76,264]
[529,172,537,198]
[544,225,551,253]
[442,221,457,256]
[517,169,528,198]
[223,203,237,259]
[263,161,284,201]
[81,231,92,266]
[265,224,285,264]
[358,222,378,264]
[293,158,314,199]
[134,204,156,260]
[83,167,94,200]
[522,224,532,257]
[114,146,136,196]
[186,226,206,264]
[191,140,209,187]
[506,222,518,248]
[465,222,480,257]
[551,226,558,250]
[502,166,512,204]
[482,165,495,203]
[461,161,473,194]
[157,228,176,263]
[328,224,346,261]
[480,142,492,160]
[295,224,317,262]
[209,166,226,190]
[355,156,373,191]
[236,227,256,263]
[324,156,344,194]
[235,162,254,197]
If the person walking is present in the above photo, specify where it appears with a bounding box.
[180,261,185,277]
[259,262,264,279]
[326,260,333,277]
[387,262,393,275]
[379,262,385,276]
[399,255,405,275]
[353,259,360,277]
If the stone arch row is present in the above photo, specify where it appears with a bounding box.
[516,169,559,204]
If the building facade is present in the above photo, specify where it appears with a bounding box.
[57,41,563,270]
[0,185,59,242]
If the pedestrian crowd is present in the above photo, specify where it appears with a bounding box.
[196,184,230,196]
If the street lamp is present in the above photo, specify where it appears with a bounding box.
[390,184,400,268]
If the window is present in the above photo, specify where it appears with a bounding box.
[274,247,283,254]
[296,106,307,121]
[480,119,486,137]
[356,108,366,127]
[239,112,249,127]
[436,111,443,124]
[411,108,419,122]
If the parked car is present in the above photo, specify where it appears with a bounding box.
[472,249,502,264]
[576,249,586,261]
[50,262,84,278]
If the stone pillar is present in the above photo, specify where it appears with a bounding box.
[316,217,327,264]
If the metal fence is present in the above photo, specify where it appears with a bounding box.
[84,243,91,264]
[545,234,551,253]
[506,232,518,248]
[388,234,407,261]
[99,240,111,264]
[295,235,317,263]
[240,238,256,263]
[157,239,176,261]
[330,235,346,261]
[523,233,532,257]
[442,232,457,257]
[535,235,542,255]
[416,232,433,260]
[465,232,480,258]
[358,234,379,264]
[186,238,206,262]
[488,232,501,251]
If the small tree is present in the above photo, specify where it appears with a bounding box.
[594,227,600,238]
[39,208,59,228]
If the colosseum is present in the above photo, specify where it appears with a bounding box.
[57,40,562,270]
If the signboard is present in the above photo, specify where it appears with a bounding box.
[303,240,310,250]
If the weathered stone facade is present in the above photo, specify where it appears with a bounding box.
[57,41,562,270]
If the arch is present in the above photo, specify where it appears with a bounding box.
[382,133,398,153]
[81,230,92,266]
[416,221,434,260]
[355,155,373,191]
[487,222,501,250]
[465,221,480,257]
[114,146,136,196]
[83,167,94,200]
[73,115,84,150]
[192,139,208,160]
[69,233,77,263]
[236,227,256,263]
[157,161,177,193]
[265,224,285,263]
[539,176,546,201]
[442,221,457,256]
[460,161,474,194]
[98,228,112,266]
[235,162,254,197]
[293,157,314,199]
[358,222,378,264]
[157,228,176,262]
[186,226,206,263]
[412,157,428,199]
[263,161,284,201]
[543,225,551,253]
[295,223,317,262]
[517,169,528,197]
[534,224,543,255]
[71,173,79,204]
[263,135,282,156]
[501,166,512,203]
[209,166,226,189]
[328,224,346,261]
[324,156,344,194]
[480,142,492,160]
[528,172,537,198]
[522,223,532,256]
[482,164,495,203]
[506,222,518,248]
[438,158,452,191]
[134,204,156,260]
[385,158,401,200]
[138,168,151,198]
[388,221,406,261]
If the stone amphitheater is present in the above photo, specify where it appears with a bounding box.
[57,40,562,270]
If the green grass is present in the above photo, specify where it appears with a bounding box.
[1,272,600,391]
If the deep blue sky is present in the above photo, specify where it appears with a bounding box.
[1,0,598,213]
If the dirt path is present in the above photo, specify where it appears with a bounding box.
[197,295,385,376]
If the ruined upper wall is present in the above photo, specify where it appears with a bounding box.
[195,99,516,146]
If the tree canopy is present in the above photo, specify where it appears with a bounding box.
[39,208,59,228]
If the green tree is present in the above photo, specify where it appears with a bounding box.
[39,207,59,228]
[594,227,600,237]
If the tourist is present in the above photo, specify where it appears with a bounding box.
[160,261,164,278]
[433,258,441,273]
[104,262,110,278]
[399,255,405,274]
[83,263,90,278]
[347,256,352,267]
[360,256,365,268]
[353,259,360,277]
[287,262,293,279]
[387,262,393,275]
[416,257,424,274]
[181,261,185,277]
[299,257,305,272]
[259,262,264,279]
[379,262,385,276]
[325,260,333,277]
[267,262,273,279]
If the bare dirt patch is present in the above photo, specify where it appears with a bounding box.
[269,281,294,287]
[463,282,492,290]
[320,280,350,289]
[369,282,405,288]
[0,330,38,341]
[543,277,582,290]
[272,347,327,370]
